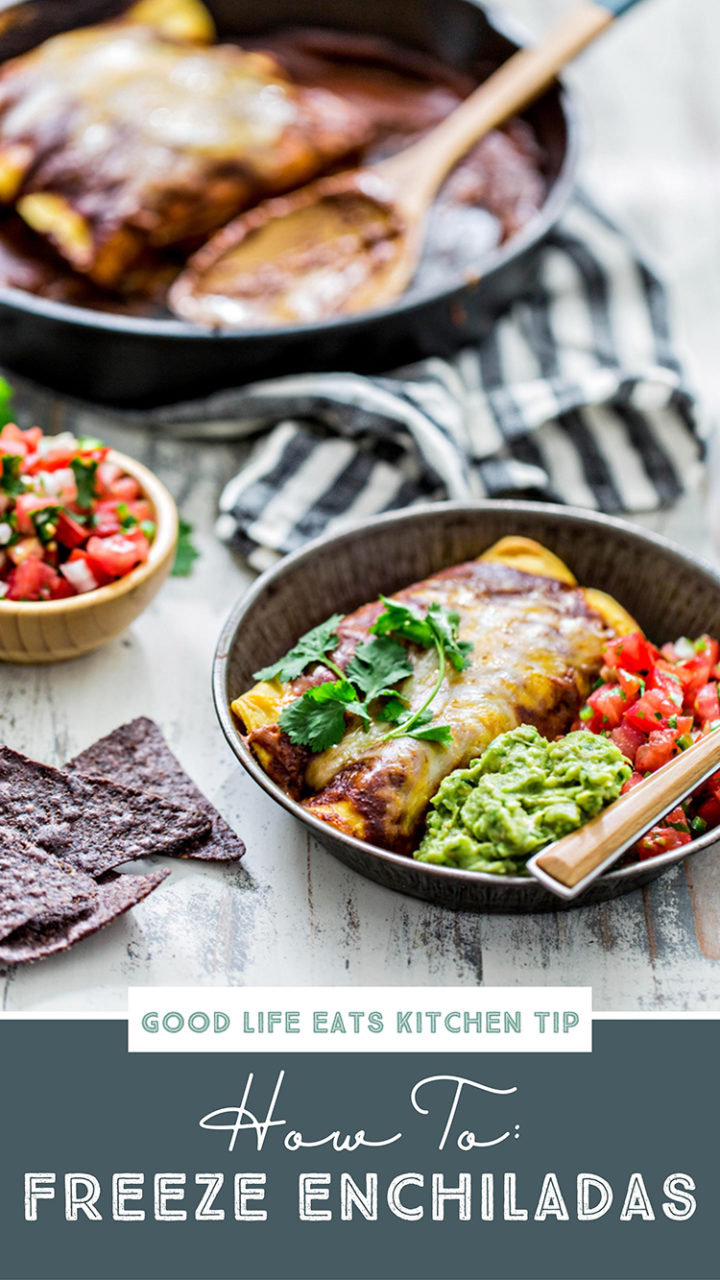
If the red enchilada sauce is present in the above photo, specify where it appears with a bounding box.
[0,27,547,317]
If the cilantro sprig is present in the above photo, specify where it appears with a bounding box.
[172,519,199,576]
[254,614,345,684]
[259,597,473,755]
[371,598,472,746]
[0,454,25,497]
[70,456,98,509]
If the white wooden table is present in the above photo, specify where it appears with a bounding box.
[2,0,720,1012]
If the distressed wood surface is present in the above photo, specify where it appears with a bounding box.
[1,0,719,1011]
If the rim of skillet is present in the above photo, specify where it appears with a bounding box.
[212,498,720,896]
[0,1,581,344]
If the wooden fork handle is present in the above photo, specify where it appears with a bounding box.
[534,728,720,889]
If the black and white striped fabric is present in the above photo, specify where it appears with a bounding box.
[160,191,701,571]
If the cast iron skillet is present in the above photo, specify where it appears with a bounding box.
[213,501,720,915]
[0,0,579,407]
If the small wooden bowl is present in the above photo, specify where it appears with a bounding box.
[0,450,178,663]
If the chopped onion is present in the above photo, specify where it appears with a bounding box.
[60,558,99,594]
[674,637,696,660]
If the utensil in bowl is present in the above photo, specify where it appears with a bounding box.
[0,0,578,406]
[0,450,178,663]
[529,727,720,901]
[212,499,720,914]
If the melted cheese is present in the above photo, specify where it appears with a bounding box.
[232,537,641,852]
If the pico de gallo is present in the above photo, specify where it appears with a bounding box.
[574,630,720,859]
[0,424,155,602]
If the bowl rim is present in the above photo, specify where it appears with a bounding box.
[212,497,720,895]
[0,0,581,343]
[0,447,178,612]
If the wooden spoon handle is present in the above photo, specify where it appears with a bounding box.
[533,728,720,890]
[381,1,615,202]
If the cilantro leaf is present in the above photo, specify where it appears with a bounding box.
[407,724,454,745]
[254,613,344,683]
[31,505,60,543]
[371,596,434,648]
[279,679,368,752]
[376,694,409,725]
[371,597,472,671]
[172,519,200,577]
[345,635,413,704]
[70,457,98,509]
[0,454,24,496]
[0,379,14,428]
[426,602,473,672]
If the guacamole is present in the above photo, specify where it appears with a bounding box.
[415,724,632,875]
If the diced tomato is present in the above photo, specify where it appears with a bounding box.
[0,424,41,460]
[95,460,123,495]
[91,499,123,536]
[637,809,693,860]
[674,647,720,709]
[624,687,678,733]
[55,511,87,550]
[694,682,720,724]
[28,444,75,472]
[603,632,657,675]
[60,549,110,594]
[587,683,627,729]
[85,529,149,579]
[49,576,76,600]
[609,723,646,764]
[0,426,156,602]
[124,498,154,524]
[6,557,61,601]
[691,636,719,668]
[89,496,153,535]
[697,794,720,829]
[15,492,56,535]
[621,770,645,794]
[0,423,40,449]
[107,475,141,503]
[635,729,678,774]
[647,662,685,708]
[615,668,644,700]
[0,440,27,459]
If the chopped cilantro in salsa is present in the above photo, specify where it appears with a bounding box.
[0,424,155,602]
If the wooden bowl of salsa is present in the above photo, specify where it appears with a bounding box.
[0,425,177,662]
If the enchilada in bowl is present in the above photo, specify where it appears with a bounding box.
[213,502,720,913]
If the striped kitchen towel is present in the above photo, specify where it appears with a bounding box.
[157,191,702,572]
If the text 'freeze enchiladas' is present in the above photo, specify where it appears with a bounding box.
[231,538,639,857]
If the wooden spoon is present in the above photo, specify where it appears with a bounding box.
[171,0,647,329]
[527,727,720,901]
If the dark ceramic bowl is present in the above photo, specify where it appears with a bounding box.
[212,500,720,913]
[0,0,578,405]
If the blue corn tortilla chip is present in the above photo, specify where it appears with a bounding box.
[67,717,245,862]
[0,746,211,875]
[0,868,170,965]
[0,827,97,941]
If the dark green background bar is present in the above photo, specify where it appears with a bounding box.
[0,1020,715,1280]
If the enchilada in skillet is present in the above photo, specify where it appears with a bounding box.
[0,0,369,287]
